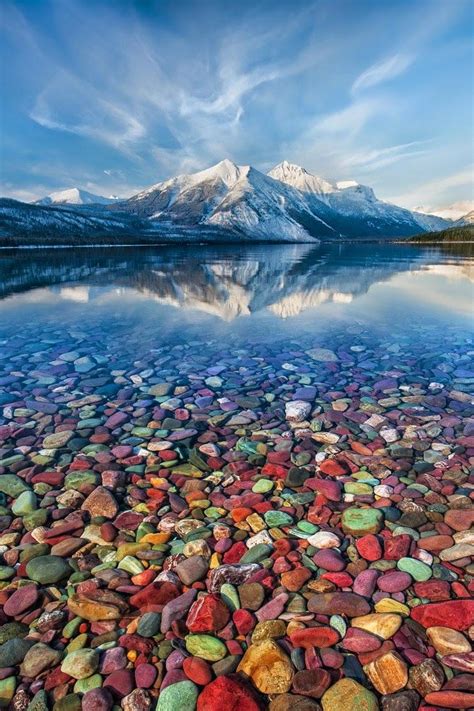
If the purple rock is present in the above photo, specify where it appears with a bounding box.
[161,589,197,633]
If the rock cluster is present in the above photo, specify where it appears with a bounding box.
[0,323,473,710]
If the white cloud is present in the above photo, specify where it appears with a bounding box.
[388,166,474,209]
[352,53,414,93]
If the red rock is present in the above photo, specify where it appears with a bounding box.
[411,600,474,631]
[4,583,39,617]
[233,609,256,635]
[307,592,370,617]
[186,594,231,633]
[183,656,213,686]
[318,459,348,477]
[119,635,154,655]
[444,509,474,532]
[417,534,454,551]
[197,674,261,711]
[103,669,134,698]
[281,567,312,591]
[290,626,339,649]
[129,581,179,611]
[383,534,411,560]
[413,580,451,601]
[341,628,382,653]
[355,534,382,561]
[424,690,474,708]
[305,479,342,501]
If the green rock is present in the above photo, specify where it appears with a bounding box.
[26,555,71,584]
[251,479,273,494]
[73,674,102,693]
[0,622,29,645]
[27,689,48,711]
[12,490,38,516]
[0,566,15,581]
[64,470,98,491]
[61,648,99,679]
[341,507,384,536]
[43,431,73,448]
[0,677,16,708]
[185,634,227,661]
[220,583,240,611]
[0,474,29,498]
[156,680,198,711]
[0,638,34,667]
[137,612,161,638]
[240,543,273,564]
[52,694,82,711]
[264,510,293,527]
[397,557,432,581]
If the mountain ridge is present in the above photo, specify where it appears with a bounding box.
[1,158,468,245]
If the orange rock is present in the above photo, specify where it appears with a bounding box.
[363,651,408,694]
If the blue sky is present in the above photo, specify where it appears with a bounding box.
[1,0,472,209]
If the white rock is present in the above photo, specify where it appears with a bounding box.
[307,531,341,548]
[285,400,311,422]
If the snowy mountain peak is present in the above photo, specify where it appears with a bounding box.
[35,188,116,206]
[193,158,249,187]
[268,161,335,195]
[413,200,474,221]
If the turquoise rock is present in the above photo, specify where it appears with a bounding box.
[156,680,198,710]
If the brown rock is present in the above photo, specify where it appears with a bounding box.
[408,658,444,697]
[81,486,118,519]
[363,651,408,694]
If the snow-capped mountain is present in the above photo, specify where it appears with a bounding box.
[414,201,474,221]
[1,158,457,245]
[35,188,118,206]
[268,161,447,236]
[113,159,335,242]
[457,209,474,225]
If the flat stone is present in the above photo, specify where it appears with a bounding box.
[321,678,378,711]
[237,639,294,694]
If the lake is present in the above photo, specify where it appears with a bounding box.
[0,242,473,709]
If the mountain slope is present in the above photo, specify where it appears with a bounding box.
[35,188,117,206]
[407,224,473,242]
[112,159,335,242]
[269,161,448,238]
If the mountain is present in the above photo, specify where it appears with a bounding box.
[414,200,474,221]
[457,209,474,225]
[1,158,454,245]
[268,161,447,237]
[112,159,335,242]
[0,198,157,246]
[35,188,118,206]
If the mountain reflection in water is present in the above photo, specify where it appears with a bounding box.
[0,243,472,327]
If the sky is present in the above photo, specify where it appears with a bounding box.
[1,0,473,210]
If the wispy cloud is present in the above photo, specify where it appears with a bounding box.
[388,166,474,209]
[352,53,415,93]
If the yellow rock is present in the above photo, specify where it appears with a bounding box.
[374,599,410,616]
[209,553,221,569]
[426,626,472,656]
[139,532,170,544]
[321,678,378,711]
[251,620,287,643]
[237,639,294,694]
[116,542,150,561]
[183,539,211,558]
[246,513,266,533]
[363,651,408,694]
[351,613,402,639]
[67,595,122,621]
